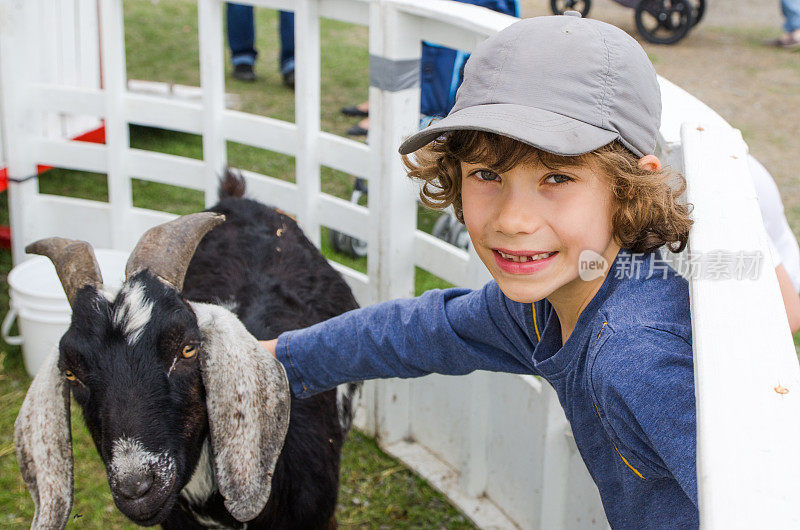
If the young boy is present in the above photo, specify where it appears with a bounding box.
[262,13,697,528]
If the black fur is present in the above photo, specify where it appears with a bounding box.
[58,170,359,528]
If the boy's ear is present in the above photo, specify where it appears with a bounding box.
[637,154,662,172]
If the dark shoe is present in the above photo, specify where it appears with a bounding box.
[233,63,256,82]
[765,32,800,48]
[341,105,369,117]
[281,58,295,89]
[346,123,368,136]
[282,69,295,89]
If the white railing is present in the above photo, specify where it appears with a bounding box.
[1,0,799,528]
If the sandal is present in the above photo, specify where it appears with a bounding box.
[765,32,800,48]
[346,123,369,136]
[341,104,369,117]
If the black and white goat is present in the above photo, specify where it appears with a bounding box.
[14,173,360,528]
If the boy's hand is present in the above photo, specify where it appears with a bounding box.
[259,339,278,358]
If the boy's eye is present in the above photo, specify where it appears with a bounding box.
[472,169,499,182]
[544,173,573,185]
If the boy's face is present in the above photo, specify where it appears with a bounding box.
[461,158,619,304]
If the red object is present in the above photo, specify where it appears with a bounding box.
[0,123,106,248]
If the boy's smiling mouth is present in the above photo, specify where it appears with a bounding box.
[492,248,558,274]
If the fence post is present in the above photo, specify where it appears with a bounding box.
[198,0,228,209]
[682,122,800,526]
[538,386,571,528]
[367,0,420,444]
[99,0,132,250]
[0,0,42,263]
[457,245,493,495]
[294,0,322,246]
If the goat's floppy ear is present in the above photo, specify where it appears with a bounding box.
[189,302,290,522]
[14,348,73,529]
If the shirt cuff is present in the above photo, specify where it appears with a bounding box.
[275,330,313,398]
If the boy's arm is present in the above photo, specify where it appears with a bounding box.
[265,281,536,398]
[591,326,697,504]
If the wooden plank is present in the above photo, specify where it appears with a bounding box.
[318,131,370,179]
[197,0,228,208]
[76,0,101,95]
[33,194,113,247]
[0,0,43,262]
[317,193,370,240]
[294,0,322,246]
[222,110,297,156]
[33,84,104,116]
[682,123,800,527]
[36,138,107,173]
[380,438,518,529]
[235,168,300,214]
[126,92,203,134]
[413,231,469,286]
[128,149,205,191]
[366,1,421,446]
[99,0,132,249]
[319,0,370,25]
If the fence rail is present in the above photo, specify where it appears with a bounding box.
[1,0,799,527]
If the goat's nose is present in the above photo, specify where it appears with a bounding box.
[117,471,154,499]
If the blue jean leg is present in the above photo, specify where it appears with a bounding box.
[783,0,800,32]
[279,11,295,75]
[226,3,257,65]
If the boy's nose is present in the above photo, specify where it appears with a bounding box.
[494,191,542,236]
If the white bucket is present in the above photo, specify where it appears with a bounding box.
[3,249,129,377]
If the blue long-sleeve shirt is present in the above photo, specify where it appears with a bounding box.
[276,248,697,528]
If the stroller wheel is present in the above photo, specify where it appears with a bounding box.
[690,0,705,26]
[432,212,456,242]
[550,0,591,17]
[635,0,694,45]
[329,229,368,259]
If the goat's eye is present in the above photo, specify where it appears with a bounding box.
[182,344,198,358]
[64,370,77,381]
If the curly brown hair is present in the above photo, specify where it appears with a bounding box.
[402,130,693,254]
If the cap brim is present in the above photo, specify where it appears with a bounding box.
[398,103,621,156]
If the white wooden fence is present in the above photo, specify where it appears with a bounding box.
[1,0,799,528]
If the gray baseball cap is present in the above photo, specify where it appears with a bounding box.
[398,12,661,158]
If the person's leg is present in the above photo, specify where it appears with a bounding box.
[226,3,257,66]
[279,11,295,85]
[782,0,800,33]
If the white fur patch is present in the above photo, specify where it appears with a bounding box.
[110,437,175,495]
[336,383,360,432]
[180,439,216,506]
[113,281,154,345]
[180,441,248,528]
[167,355,179,378]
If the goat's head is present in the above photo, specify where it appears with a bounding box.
[14,213,291,528]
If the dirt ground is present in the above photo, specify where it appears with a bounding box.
[522,0,800,233]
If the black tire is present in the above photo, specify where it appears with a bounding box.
[451,226,470,251]
[550,0,591,17]
[635,0,694,45]
[348,235,368,258]
[432,213,454,242]
[691,0,705,26]
[328,228,347,254]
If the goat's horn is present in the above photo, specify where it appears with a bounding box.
[125,212,225,291]
[26,238,103,307]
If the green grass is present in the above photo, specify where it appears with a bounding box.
[0,0,471,527]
